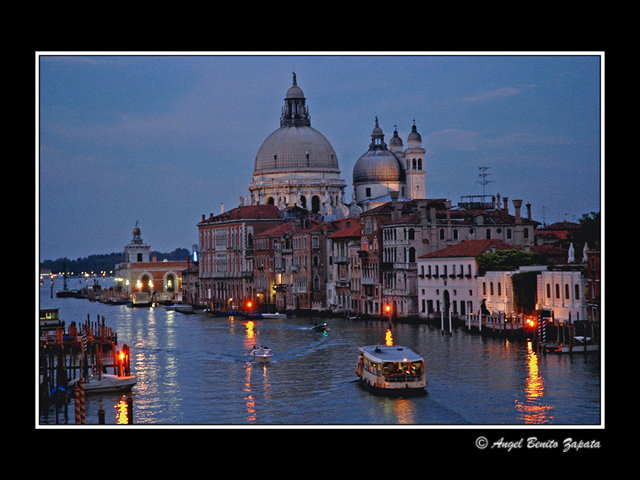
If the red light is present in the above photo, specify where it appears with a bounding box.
[386,305,391,313]
[247,301,252,308]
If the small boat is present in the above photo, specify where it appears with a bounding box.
[356,345,427,396]
[261,313,287,319]
[175,304,195,314]
[312,322,328,332]
[69,373,137,394]
[250,345,273,362]
[542,336,599,354]
[129,292,152,307]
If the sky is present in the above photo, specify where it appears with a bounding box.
[37,53,602,261]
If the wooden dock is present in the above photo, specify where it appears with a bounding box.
[39,310,125,415]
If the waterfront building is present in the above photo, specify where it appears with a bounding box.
[417,239,517,319]
[327,219,361,312]
[585,244,600,323]
[248,74,348,216]
[115,225,188,302]
[535,267,588,322]
[197,204,282,310]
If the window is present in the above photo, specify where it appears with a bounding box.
[312,236,318,248]
[137,253,142,262]
[565,284,570,300]
[575,284,580,300]
[555,284,560,298]
[440,229,445,240]
[498,282,501,296]
[366,187,371,197]
[408,228,415,240]
[546,284,551,298]
[486,228,492,239]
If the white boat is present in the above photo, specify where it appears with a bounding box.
[69,373,137,394]
[542,336,599,354]
[356,345,427,396]
[250,345,273,362]
[261,313,287,319]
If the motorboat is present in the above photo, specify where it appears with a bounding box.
[69,373,137,394]
[542,336,599,354]
[250,345,273,362]
[261,313,287,319]
[356,345,427,396]
[312,323,328,332]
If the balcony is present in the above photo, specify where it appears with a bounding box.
[335,256,350,264]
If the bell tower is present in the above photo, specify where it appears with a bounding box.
[404,121,426,200]
[124,221,151,263]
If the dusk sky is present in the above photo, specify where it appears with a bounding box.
[37,53,602,262]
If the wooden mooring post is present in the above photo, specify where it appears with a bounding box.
[40,313,119,421]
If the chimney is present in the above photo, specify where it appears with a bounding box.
[503,197,509,214]
[513,199,523,224]
[202,214,206,222]
[526,202,532,220]
[390,190,400,221]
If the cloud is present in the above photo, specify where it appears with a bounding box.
[426,127,571,153]
[455,84,537,105]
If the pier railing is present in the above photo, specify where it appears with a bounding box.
[465,313,525,332]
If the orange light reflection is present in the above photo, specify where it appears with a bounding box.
[385,329,393,346]
[515,341,554,424]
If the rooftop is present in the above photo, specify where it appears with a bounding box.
[419,239,517,259]
[358,345,424,363]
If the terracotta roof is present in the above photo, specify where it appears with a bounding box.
[328,223,361,239]
[199,204,281,224]
[419,239,518,259]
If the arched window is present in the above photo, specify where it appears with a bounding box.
[311,195,320,213]
[575,284,580,300]
[555,284,560,298]
[408,228,415,240]
[565,284,570,299]
[546,284,551,298]
[486,229,492,239]
[440,229,445,240]
[313,275,320,290]
[408,247,416,263]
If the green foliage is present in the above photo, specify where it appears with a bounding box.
[476,249,544,275]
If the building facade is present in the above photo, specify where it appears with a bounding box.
[115,225,188,302]
[197,204,282,310]
[535,267,588,322]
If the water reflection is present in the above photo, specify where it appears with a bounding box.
[385,328,393,346]
[115,395,129,424]
[516,341,554,424]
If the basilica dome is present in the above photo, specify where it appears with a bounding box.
[254,125,340,174]
[253,73,340,175]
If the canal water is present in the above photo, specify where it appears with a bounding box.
[38,277,601,426]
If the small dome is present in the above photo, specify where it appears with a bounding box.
[407,123,422,143]
[389,127,403,147]
[133,227,141,236]
[286,84,305,99]
[353,149,406,184]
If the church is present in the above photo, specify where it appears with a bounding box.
[247,74,428,216]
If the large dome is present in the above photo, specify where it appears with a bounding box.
[254,125,340,174]
[253,73,340,175]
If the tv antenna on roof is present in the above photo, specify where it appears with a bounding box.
[477,166,494,197]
